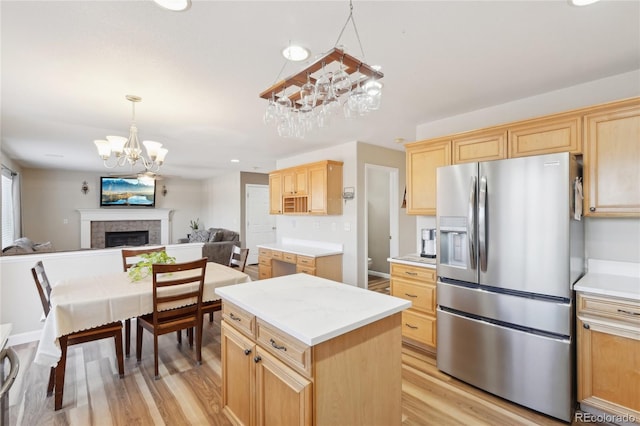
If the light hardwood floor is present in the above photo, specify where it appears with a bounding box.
[7,269,595,425]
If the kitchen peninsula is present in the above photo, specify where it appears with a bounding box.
[215,273,410,426]
[257,238,343,282]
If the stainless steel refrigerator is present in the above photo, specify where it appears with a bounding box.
[436,152,584,422]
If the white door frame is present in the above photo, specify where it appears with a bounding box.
[245,184,275,265]
[364,164,399,285]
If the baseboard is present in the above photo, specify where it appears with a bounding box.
[368,270,390,279]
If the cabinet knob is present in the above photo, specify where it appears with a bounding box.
[244,349,252,356]
[583,323,590,329]
[254,356,262,363]
[589,207,596,212]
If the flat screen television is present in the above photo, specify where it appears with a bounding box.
[100,176,156,207]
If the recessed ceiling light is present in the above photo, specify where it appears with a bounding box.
[152,0,191,12]
[231,159,240,163]
[282,45,310,62]
[569,0,600,6]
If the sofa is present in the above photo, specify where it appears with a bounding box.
[2,237,54,256]
[189,228,240,265]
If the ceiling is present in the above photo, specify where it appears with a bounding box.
[1,0,639,180]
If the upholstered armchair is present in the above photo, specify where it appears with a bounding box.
[189,228,240,265]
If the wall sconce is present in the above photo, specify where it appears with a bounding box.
[342,187,355,202]
[81,181,89,195]
[162,185,168,196]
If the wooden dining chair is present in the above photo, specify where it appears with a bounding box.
[228,245,249,271]
[136,258,208,380]
[202,247,249,323]
[31,261,124,410]
[121,246,166,357]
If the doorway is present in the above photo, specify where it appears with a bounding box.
[364,164,399,289]
[245,184,276,265]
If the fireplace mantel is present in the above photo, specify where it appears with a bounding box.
[78,208,173,248]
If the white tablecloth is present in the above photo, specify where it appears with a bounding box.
[34,262,251,367]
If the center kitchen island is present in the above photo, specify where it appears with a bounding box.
[215,273,411,426]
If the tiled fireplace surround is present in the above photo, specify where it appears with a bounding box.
[78,209,172,249]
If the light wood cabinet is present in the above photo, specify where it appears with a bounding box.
[577,292,640,420]
[390,262,437,350]
[583,99,640,216]
[220,300,403,426]
[269,160,343,215]
[452,128,508,164]
[508,113,581,158]
[257,248,342,282]
[268,173,282,214]
[222,321,312,426]
[405,139,451,215]
[282,167,308,196]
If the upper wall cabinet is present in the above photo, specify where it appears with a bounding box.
[509,113,581,158]
[452,128,508,164]
[405,97,639,217]
[405,139,451,215]
[269,172,283,214]
[583,99,640,217]
[282,167,308,196]
[269,160,343,216]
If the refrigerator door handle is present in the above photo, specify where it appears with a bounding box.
[479,176,487,271]
[468,176,477,270]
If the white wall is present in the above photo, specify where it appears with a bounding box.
[17,168,204,250]
[274,141,413,287]
[275,142,358,285]
[367,167,390,274]
[203,172,241,233]
[414,70,640,264]
[416,70,640,140]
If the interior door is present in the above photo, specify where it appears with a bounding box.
[246,184,276,265]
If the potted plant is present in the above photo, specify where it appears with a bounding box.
[128,251,176,282]
[188,218,200,238]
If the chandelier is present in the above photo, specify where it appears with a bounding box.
[259,1,384,139]
[94,95,168,172]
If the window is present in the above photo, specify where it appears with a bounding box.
[1,166,19,249]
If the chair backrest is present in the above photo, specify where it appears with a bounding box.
[151,258,208,324]
[121,246,167,271]
[228,246,249,272]
[31,260,52,316]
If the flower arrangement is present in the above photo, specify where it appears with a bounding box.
[128,251,176,282]
[189,218,200,231]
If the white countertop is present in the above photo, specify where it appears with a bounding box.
[1,323,12,351]
[215,274,411,346]
[258,238,343,258]
[574,259,640,301]
[388,254,436,269]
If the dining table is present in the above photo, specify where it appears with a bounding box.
[34,261,251,368]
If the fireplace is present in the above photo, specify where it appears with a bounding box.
[105,231,149,248]
[78,209,173,249]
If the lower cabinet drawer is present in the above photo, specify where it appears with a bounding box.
[258,256,271,266]
[256,319,311,378]
[401,310,436,348]
[283,252,297,263]
[297,255,315,267]
[272,250,284,260]
[258,265,272,279]
[391,278,436,315]
[223,301,256,338]
[296,265,316,275]
[258,247,271,257]
[578,293,640,324]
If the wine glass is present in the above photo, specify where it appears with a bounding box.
[300,73,316,108]
[331,58,351,97]
[314,62,332,103]
[263,93,277,125]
